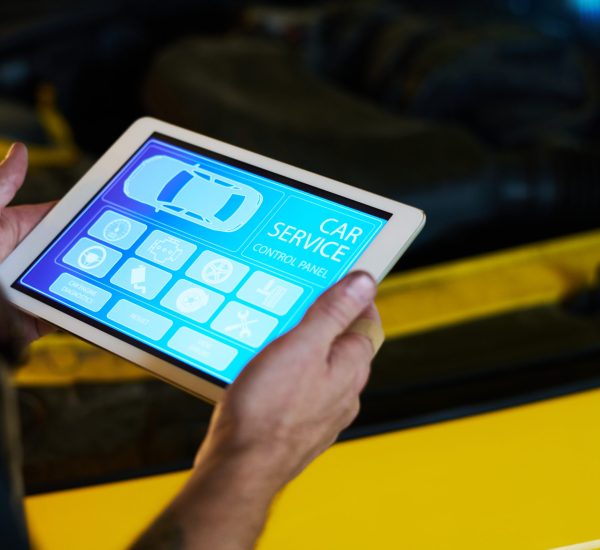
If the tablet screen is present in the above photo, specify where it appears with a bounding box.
[14,134,390,385]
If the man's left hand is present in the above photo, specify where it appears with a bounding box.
[0,143,56,341]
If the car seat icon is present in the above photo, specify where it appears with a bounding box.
[123,155,263,232]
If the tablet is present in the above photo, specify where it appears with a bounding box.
[0,118,425,402]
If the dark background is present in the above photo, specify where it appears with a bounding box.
[2,0,600,492]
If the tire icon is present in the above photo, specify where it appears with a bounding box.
[201,258,234,285]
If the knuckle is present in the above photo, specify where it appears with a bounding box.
[343,332,374,360]
[341,399,361,429]
[349,398,361,418]
[347,353,372,392]
[282,323,325,359]
[314,298,352,330]
[354,362,372,392]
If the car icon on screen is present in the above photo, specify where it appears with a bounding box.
[123,155,263,232]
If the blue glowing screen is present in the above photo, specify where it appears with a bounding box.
[15,135,389,385]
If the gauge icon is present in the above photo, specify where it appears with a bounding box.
[102,218,132,242]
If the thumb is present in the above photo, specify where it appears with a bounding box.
[296,271,377,349]
[0,143,28,209]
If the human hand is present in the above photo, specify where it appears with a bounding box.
[197,271,383,488]
[0,143,56,341]
[133,273,383,549]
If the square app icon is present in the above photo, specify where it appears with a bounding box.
[168,327,238,372]
[136,230,197,271]
[237,271,304,315]
[161,279,224,324]
[62,237,122,278]
[211,301,278,348]
[88,210,147,250]
[110,258,172,300]
[186,251,249,293]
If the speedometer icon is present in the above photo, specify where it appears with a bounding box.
[102,218,132,242]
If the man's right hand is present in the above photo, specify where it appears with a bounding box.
[199,271,382,487]
[132,272,383,550]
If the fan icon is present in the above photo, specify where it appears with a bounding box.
[201,258,234,285]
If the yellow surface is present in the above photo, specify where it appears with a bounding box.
[26,387,600,550]
[0,84,79,168]
[14,228,600,387]
[377,228,600,338]
[14,335,150,386]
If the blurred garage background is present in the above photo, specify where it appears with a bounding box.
[2,0,600,507]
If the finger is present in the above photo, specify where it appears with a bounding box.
[346,303,385,355]
[6,202,56,244]
[328,304,380,390]
[330,331,373,392]
[18,312,56,345]
[0,143,28,208]
[330,305,379,366]
[296,271,377,350]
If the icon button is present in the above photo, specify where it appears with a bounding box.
[104,219,131,242]
[237,271,304,315]
[161,279,224,323]
[78,245,106,270]
[88,210,147,250]
[107,299,173,340]
[50,273,112,312]
[136,230,197,270]
[168,327,238,372]
[211,301,278,348]
[110,258,172,300]
[177,287,208,313]
[203,258,233,285]
[186,251,249,293]
[63,237,122,278]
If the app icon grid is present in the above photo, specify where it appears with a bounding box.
[17,137,387,384]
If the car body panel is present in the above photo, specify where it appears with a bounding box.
[25,386,600,550]
[21,229,600,550]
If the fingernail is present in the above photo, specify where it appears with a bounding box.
[345,272,376,303]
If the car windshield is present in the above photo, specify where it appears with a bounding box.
[214,194,244,221]
[157,170,193,203]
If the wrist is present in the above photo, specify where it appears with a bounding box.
[194,436,294,496]
[157,436,290,550]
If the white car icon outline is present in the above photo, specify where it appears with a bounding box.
[123,155,263,232]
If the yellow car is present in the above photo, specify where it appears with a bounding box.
[20,227,600,550]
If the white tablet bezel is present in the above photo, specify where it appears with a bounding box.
[0,117,425,403]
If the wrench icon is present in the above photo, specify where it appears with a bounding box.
[224,309,258,339]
